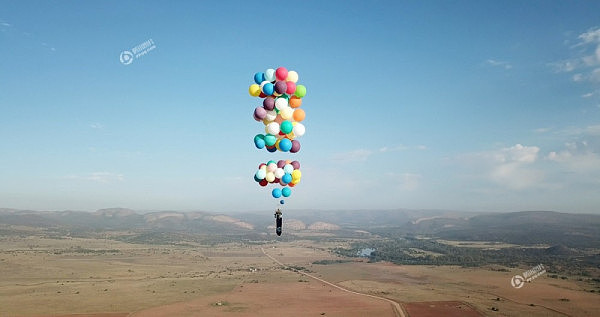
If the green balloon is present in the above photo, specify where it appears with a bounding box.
[265,135,277,147]
[294,85,306,98]
[280,120,293,134]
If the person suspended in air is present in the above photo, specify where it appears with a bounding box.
[275,208,282,236]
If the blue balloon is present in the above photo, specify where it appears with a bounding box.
[282,187,291,197]
[262,83,274,95]
[279,138,292,152]
[267,146,277,152]
[272,188,282,198]
[281,173,292,184]
[254,138,265,149]
[280,200,285,204]
[254,72,265,84]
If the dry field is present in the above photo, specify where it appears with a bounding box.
[1,236,598,317]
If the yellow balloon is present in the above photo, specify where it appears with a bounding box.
[286,132,295,139]
[280,107,294,120]
[291,178,300,185]
[266,172,275,183]
[249,84,261,97]
[291,170,301,180]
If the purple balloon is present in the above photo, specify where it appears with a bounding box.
[277,160,286,168]
[275,81,287,94]
[291,160,300,170]
[263,96,275,111]
[254,106,267,120]
[290,140,301,153]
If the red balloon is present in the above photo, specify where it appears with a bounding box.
[286,81,296,94]
[258,163,266,169]
[259,92,266,98]
[276,67,288,81]
[259,179,268,186]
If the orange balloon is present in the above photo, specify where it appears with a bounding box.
[289,96,302,108]
[293,108,305,122]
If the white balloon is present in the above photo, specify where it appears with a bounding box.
[286,71,298,83]
[274,168,285,178]
[275,97,288,110]
[283,164,294,174]
[265,110,277,121]
[293,123,305,137]
[266,122,280,135]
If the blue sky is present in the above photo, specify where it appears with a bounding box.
[1,1,599,213]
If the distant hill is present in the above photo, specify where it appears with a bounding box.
[1,208,599,248]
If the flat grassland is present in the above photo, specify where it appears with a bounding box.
[1,236,597,317]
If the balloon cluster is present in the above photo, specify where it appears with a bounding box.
[253,160,301,198]
[249,67,306,153]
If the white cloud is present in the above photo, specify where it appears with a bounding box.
[459,144,542,190]
[90,123,104,129]
[486,59,513,69]
[554,27,600,85]
[66,172,124,183]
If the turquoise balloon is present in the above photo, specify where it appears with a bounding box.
[264,134,277,146]
[272,188,282,198]
[254,134,265,149]
[280,120,293,134]
[282,187,291,197]
[265,69,276,82]
[282,173,292,184]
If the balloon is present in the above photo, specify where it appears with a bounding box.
[267,146,277,152]
[286,71,298,83]
[291,169,301,180]
[275,97,288,110]
[294,85,306,98]
[291,160,300,170]
[286,82,296,95]
[293,108,305,122]
[266,122,280,135]
[254,72,265,84]
[289,96,302,108]
[259,179,268,186]
[264,134,277,146]
[277,160,286,168]
[274,168,285,178]
[263,96,275,111]
[265,68,276,82]
[276,67,288,81]
[280,120,293,134]
[290,140,301,153]
[282,187,291,197]
[279,138,292,152]
[266,172,275,183]
[272,188,282,198]
[283,164,294,174]
[254,107,267,120]
[280,107,294,120]
[258,163,266,169]
[280,200,285,205]
[267,162,277,172]
[254,137,265,149]
[292,123,305,137]
[288,182,295,187]
[262,82,274,95]
[249,84,261,97]
[265,110,277,122]
[255,169,266,180]
[282,173,292,184]
[275,81,287,94]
